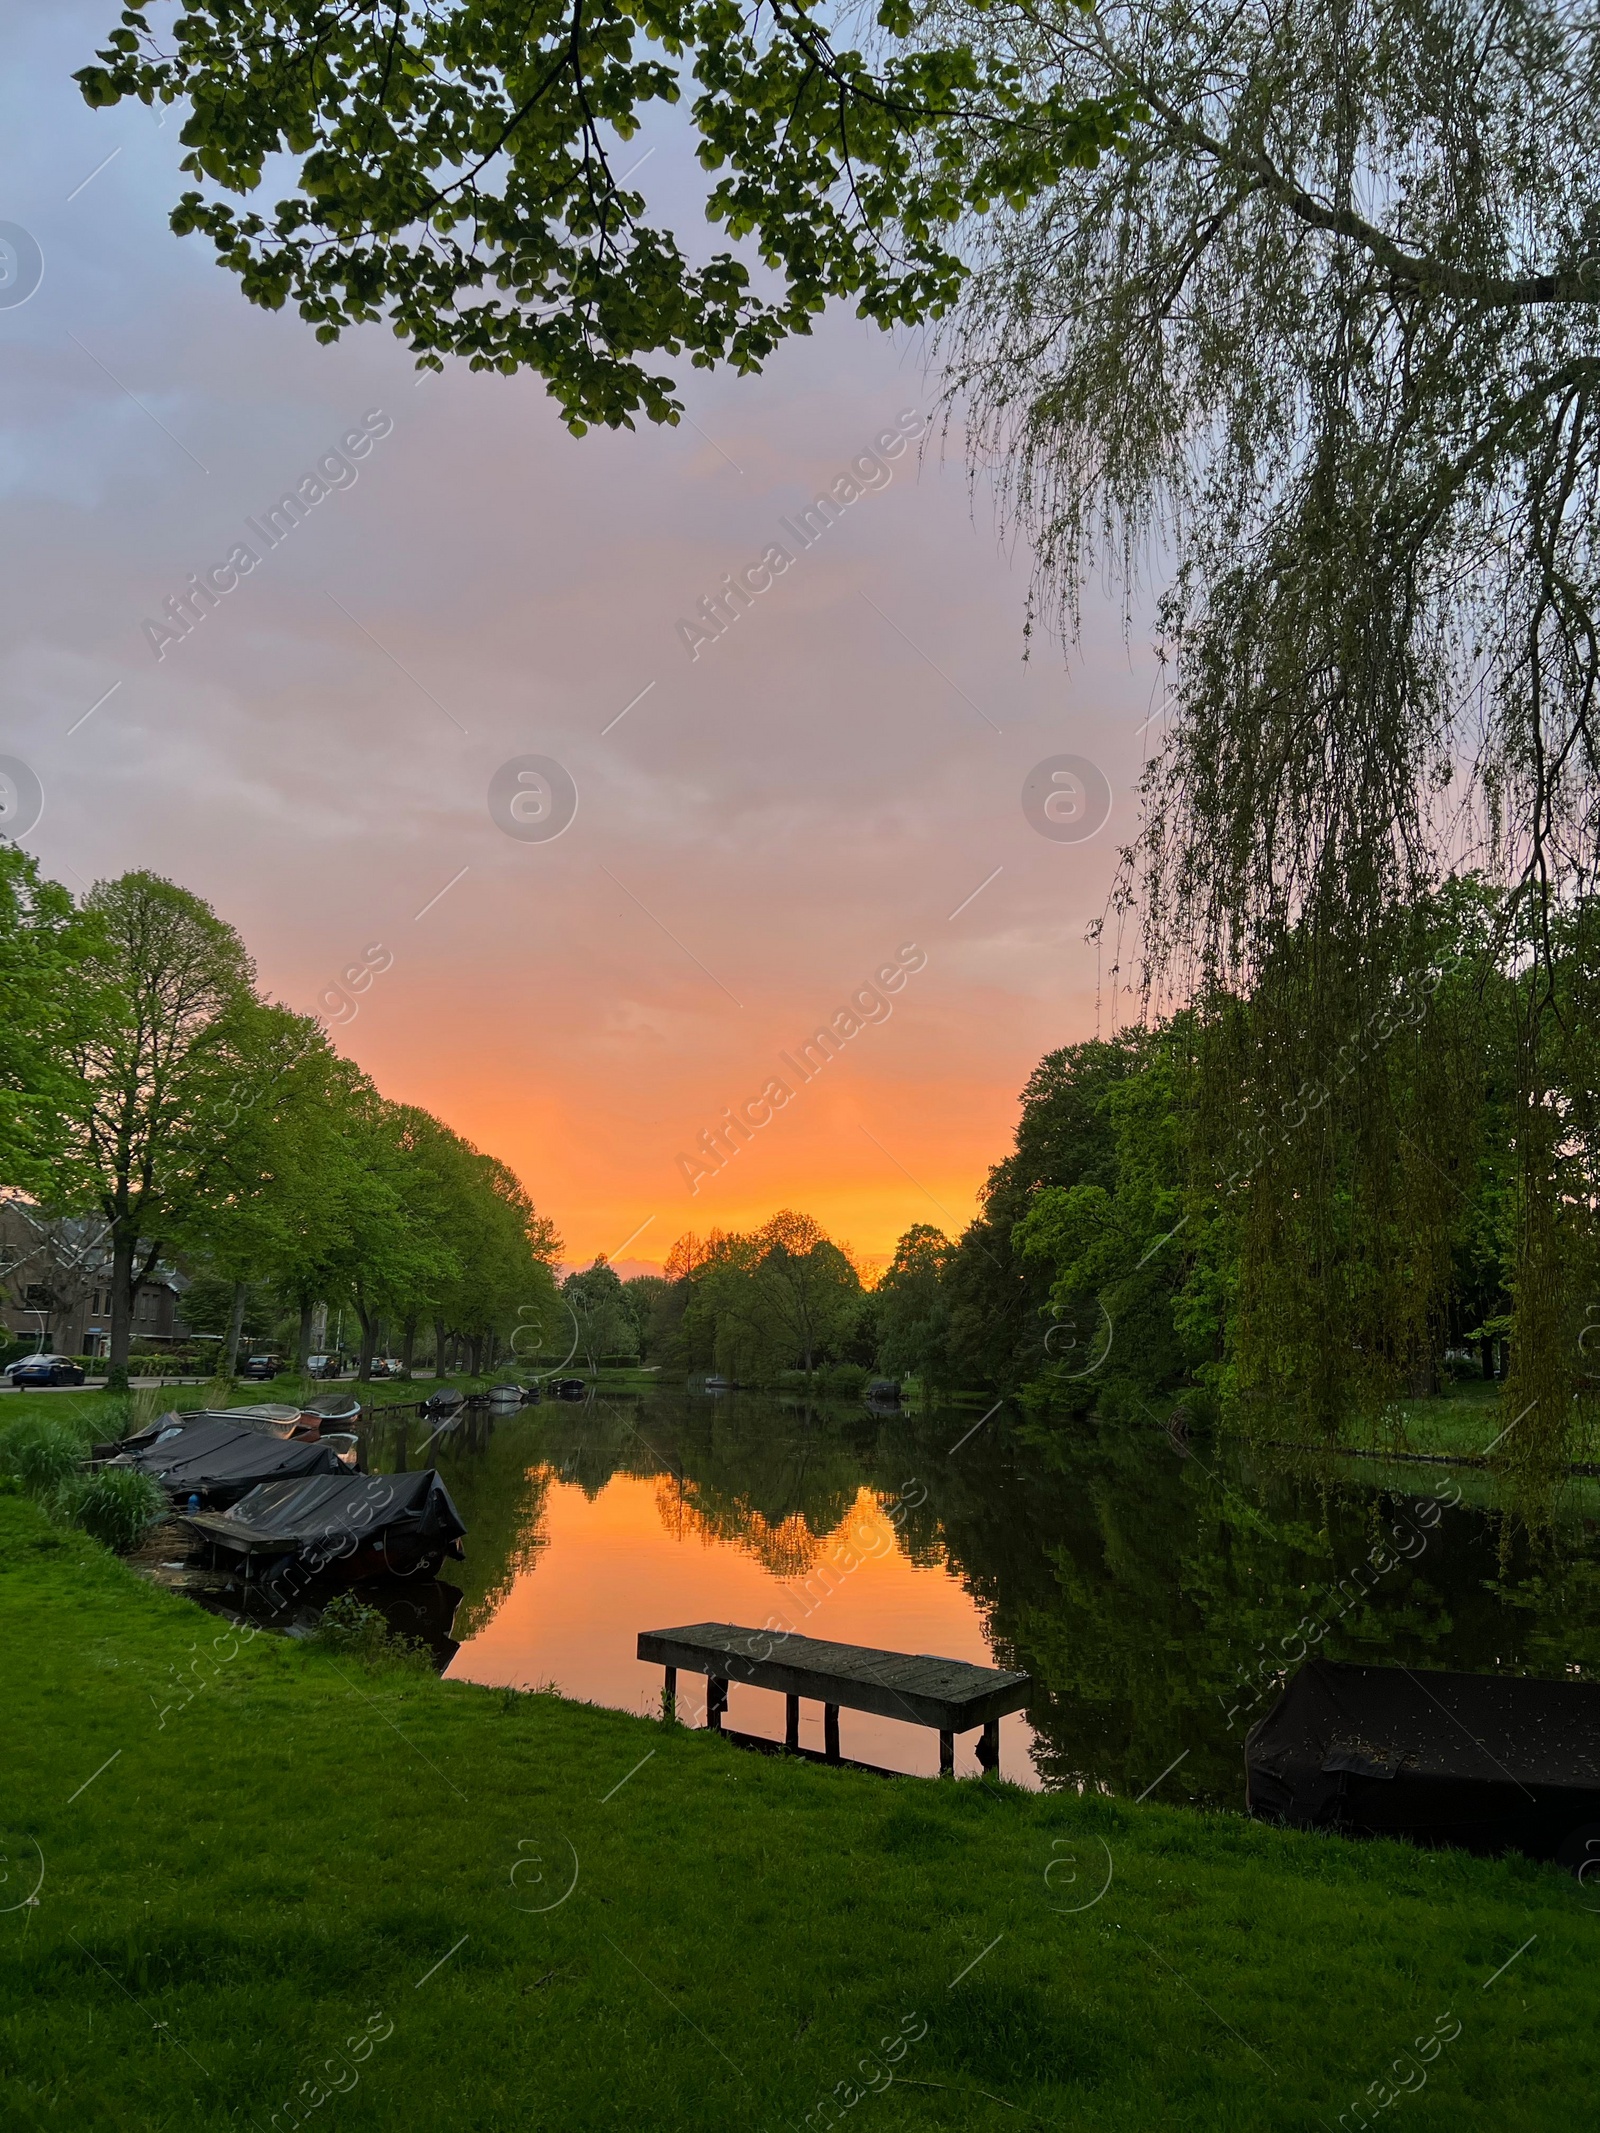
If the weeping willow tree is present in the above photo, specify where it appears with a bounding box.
[942,0,1600,1478]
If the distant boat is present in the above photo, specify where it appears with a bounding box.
[228,1401,361,1455]
[224,1403,305,1437]
[299,1391,362,1432]
[547,1378,587,1400]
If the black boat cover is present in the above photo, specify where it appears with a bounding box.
[105,1416,344,1505]
[185,1469,465,1572]
[97,1406,302,1460]
[94,1409,186,1459]
[1246,1658,1600,1862]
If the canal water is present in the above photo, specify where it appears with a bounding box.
[376,1388,1600,1802]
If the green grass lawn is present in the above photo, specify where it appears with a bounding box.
[1385,1379,1505,1461]
[1327,1381,1600,1514]
[2,1494,1595,2131]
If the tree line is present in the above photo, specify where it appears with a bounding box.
[8,844,1581,1441]
[871,884,1600,1475]
[0,849,559,1387]
[587,881,1588,1479]
[560,879,1594,1446]
[558,1213,878,1386]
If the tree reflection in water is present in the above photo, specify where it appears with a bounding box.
[406,1390,1600,1803]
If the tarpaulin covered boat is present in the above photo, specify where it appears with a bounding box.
[97,1403,319,1456]
[183,1468,466,1584]
[101,1415,348,1508]
[1246,1657,1600,1864]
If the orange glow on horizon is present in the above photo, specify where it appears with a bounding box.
[353,1027,1026,1268]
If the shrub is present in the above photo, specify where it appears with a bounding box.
[86,1353,192,1382]
[311,1592,427,1669]
[818,1362,870,1396]
[56,1467,165,1552]
[0,1417,89,1495]
[96,1386,210,1445]
[96,1392,136,1440]
[0,1410,166,1552]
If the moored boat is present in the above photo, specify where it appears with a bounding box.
[1247,1658,1600,1863]
[100,1414,350,1508]
[183,1468,467,1586]
[226,1402,311,1438]
[298,1391,363,1432]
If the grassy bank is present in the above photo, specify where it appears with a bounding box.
[1383,1380,1508,1461]
[1,1496,1594,2131]
[0,1373,508,1435]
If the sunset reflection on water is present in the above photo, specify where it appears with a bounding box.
[447,1468,1041,1783]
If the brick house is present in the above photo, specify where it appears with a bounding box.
[0,1198,191,1357]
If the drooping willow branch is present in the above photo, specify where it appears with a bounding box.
[940,0,1600,1470]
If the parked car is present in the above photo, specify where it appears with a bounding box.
[368,1357,404,1380]
[305,1354,346,1380]
[6,1353,87,1387]
[238,1354,281,1381]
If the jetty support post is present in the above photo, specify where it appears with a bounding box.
[636,1624,1031,1783]
[663,1665,677,1723]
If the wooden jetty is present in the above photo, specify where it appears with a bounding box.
[637,1621,1029,1777]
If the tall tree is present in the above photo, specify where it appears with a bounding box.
[52,874,256,1388]
[946,0,1600,1459]
[875,1223,954,1387]
[177,1007,376,1375]
[394,1109,560,1376]
[668,1212,862,1380]
[0,845,95,1193]
[563,1259,637,1370]
[328,1098,462,1381]
[621,1273,673,1364]
[943,1037,1144,1390]
[746,1211,861,1374]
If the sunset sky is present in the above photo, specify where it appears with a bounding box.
[4,4,1161,1274]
